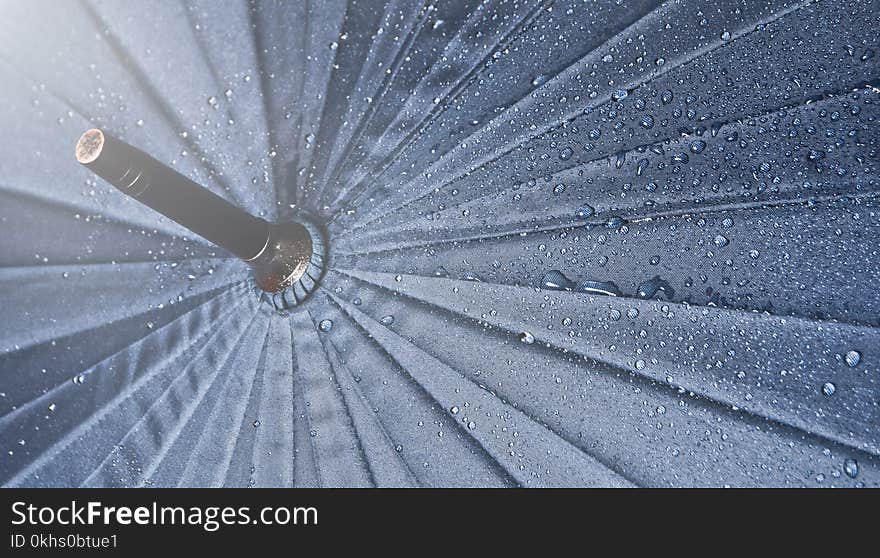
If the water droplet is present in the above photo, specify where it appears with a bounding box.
[577,280,621,297]
[822,382,836,396]
[639,115,654,129]
[318,319,333,332]
[541,270,576,291]
[844,350,861,368]
[380,315,395,326]
[611,89,628,102]
[714,234,729,247]
[605,216,625,230]
[558,146,573,160]
[252,420,261,428]
[576,204,595,219]
[450,406,460,414]
[637,276,675,300]
[844,458,859,479]
[519,331,535,344]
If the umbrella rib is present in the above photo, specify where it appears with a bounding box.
[210,316,274,488]
[288,316,324,487]
[179,0,231,104]
[334,188,880,258]
[1,292,251,487]
[180,0,274,214]
[323,0,670,224]
[0,57,95,134]
[323,274,877,486]
[309,287,517,486]
[298,0,361,214]
[288,308,379,487]
[333,269,880,459]
[76,0,251,211]
[321,331,423,487]
[246,0,287,222]
[140,305,265,486]
[248,313,298,487]
[276,0,313,213]
[333,82,880,245]
[83,304,261,487]
[331,260,880,333]
[324,0,555,219]
[308,293,430,486]
[312,0,432,210]
[0,171,215,248]
[0,190,218,260]
[0,266,249,358]
[0,283,249,424]
[290,309,377,486]
[303,304,377,485]
[331,0,822,232]
[324,288,638,487]
[156,311,268,487]
[291,0,350,213]
[0,254,233,272]
[321,291,524,488]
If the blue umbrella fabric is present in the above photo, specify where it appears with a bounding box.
[0,0,877,487]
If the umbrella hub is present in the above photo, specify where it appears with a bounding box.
[258,216,327,311]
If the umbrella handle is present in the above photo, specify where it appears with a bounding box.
[76,129,312,292]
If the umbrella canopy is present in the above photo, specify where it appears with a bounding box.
[0,0,878,487]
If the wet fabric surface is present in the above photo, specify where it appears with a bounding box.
[0,0,878,487]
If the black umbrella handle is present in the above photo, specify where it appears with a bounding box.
[76,129,312,292]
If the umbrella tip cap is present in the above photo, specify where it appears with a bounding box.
[76,129,105,164]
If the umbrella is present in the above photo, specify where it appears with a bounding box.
[0,0,877,487]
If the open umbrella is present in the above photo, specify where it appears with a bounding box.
[0,0,877,487]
